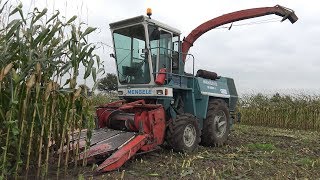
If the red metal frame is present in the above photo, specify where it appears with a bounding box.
[96,134,148,172]
[182,5,298,61]
[82,100,166,172]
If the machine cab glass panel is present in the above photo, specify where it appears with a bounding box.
[148,25,175,80]
[158,30,172,72]
[113,25,150,84]
[148,25,159,78]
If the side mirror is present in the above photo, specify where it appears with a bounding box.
[110,53,115,58]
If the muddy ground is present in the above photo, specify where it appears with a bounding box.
[61,124,320,179]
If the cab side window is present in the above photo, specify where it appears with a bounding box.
[159,30,172,72]
[172,34,180,71]
[148,25,160,77]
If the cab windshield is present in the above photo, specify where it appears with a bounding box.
[113,25,150,84]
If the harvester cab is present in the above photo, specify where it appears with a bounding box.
[110,15,184,97]
[109,14,238,119]
[69,5,298,173]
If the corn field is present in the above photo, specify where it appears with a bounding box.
[0,3,103,178]
[239,93,320,131]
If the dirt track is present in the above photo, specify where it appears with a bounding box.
[70,124,320,179]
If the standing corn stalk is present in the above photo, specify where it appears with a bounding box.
[0,2,104,178]
[238,93,320,131]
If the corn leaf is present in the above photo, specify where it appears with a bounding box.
[9,3,22,16]
[42,22,61,46]
[67,15,77,24]
[46,10,60,24]
[80,27,96,39]
[59,62,72,76]
[84,59,94,79]
[32,28,50,47]
[0,1,9,14]
[32,8,48,24]
[97,67,105,75]
[5,21,21,40]
[92,67,96,82]
[78,44,90,61]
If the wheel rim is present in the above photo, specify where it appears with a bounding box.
[183,124,197,147]
[214,110,227,138]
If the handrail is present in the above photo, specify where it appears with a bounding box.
[149,46,196,90]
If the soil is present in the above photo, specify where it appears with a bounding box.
[50,124,320,179]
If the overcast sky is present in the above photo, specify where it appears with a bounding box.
[19,0,320,94]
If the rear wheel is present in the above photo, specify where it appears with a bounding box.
[166,113,201,152]
[201,99,230,146]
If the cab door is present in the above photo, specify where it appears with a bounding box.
[158,30,173,73]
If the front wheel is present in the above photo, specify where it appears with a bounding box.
[166,113,201,152]
[201,99,230,146]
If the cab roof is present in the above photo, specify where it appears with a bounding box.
[109,15,181,35]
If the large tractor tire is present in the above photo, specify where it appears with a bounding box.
[166,113,201,152]
[201,99,230,146]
